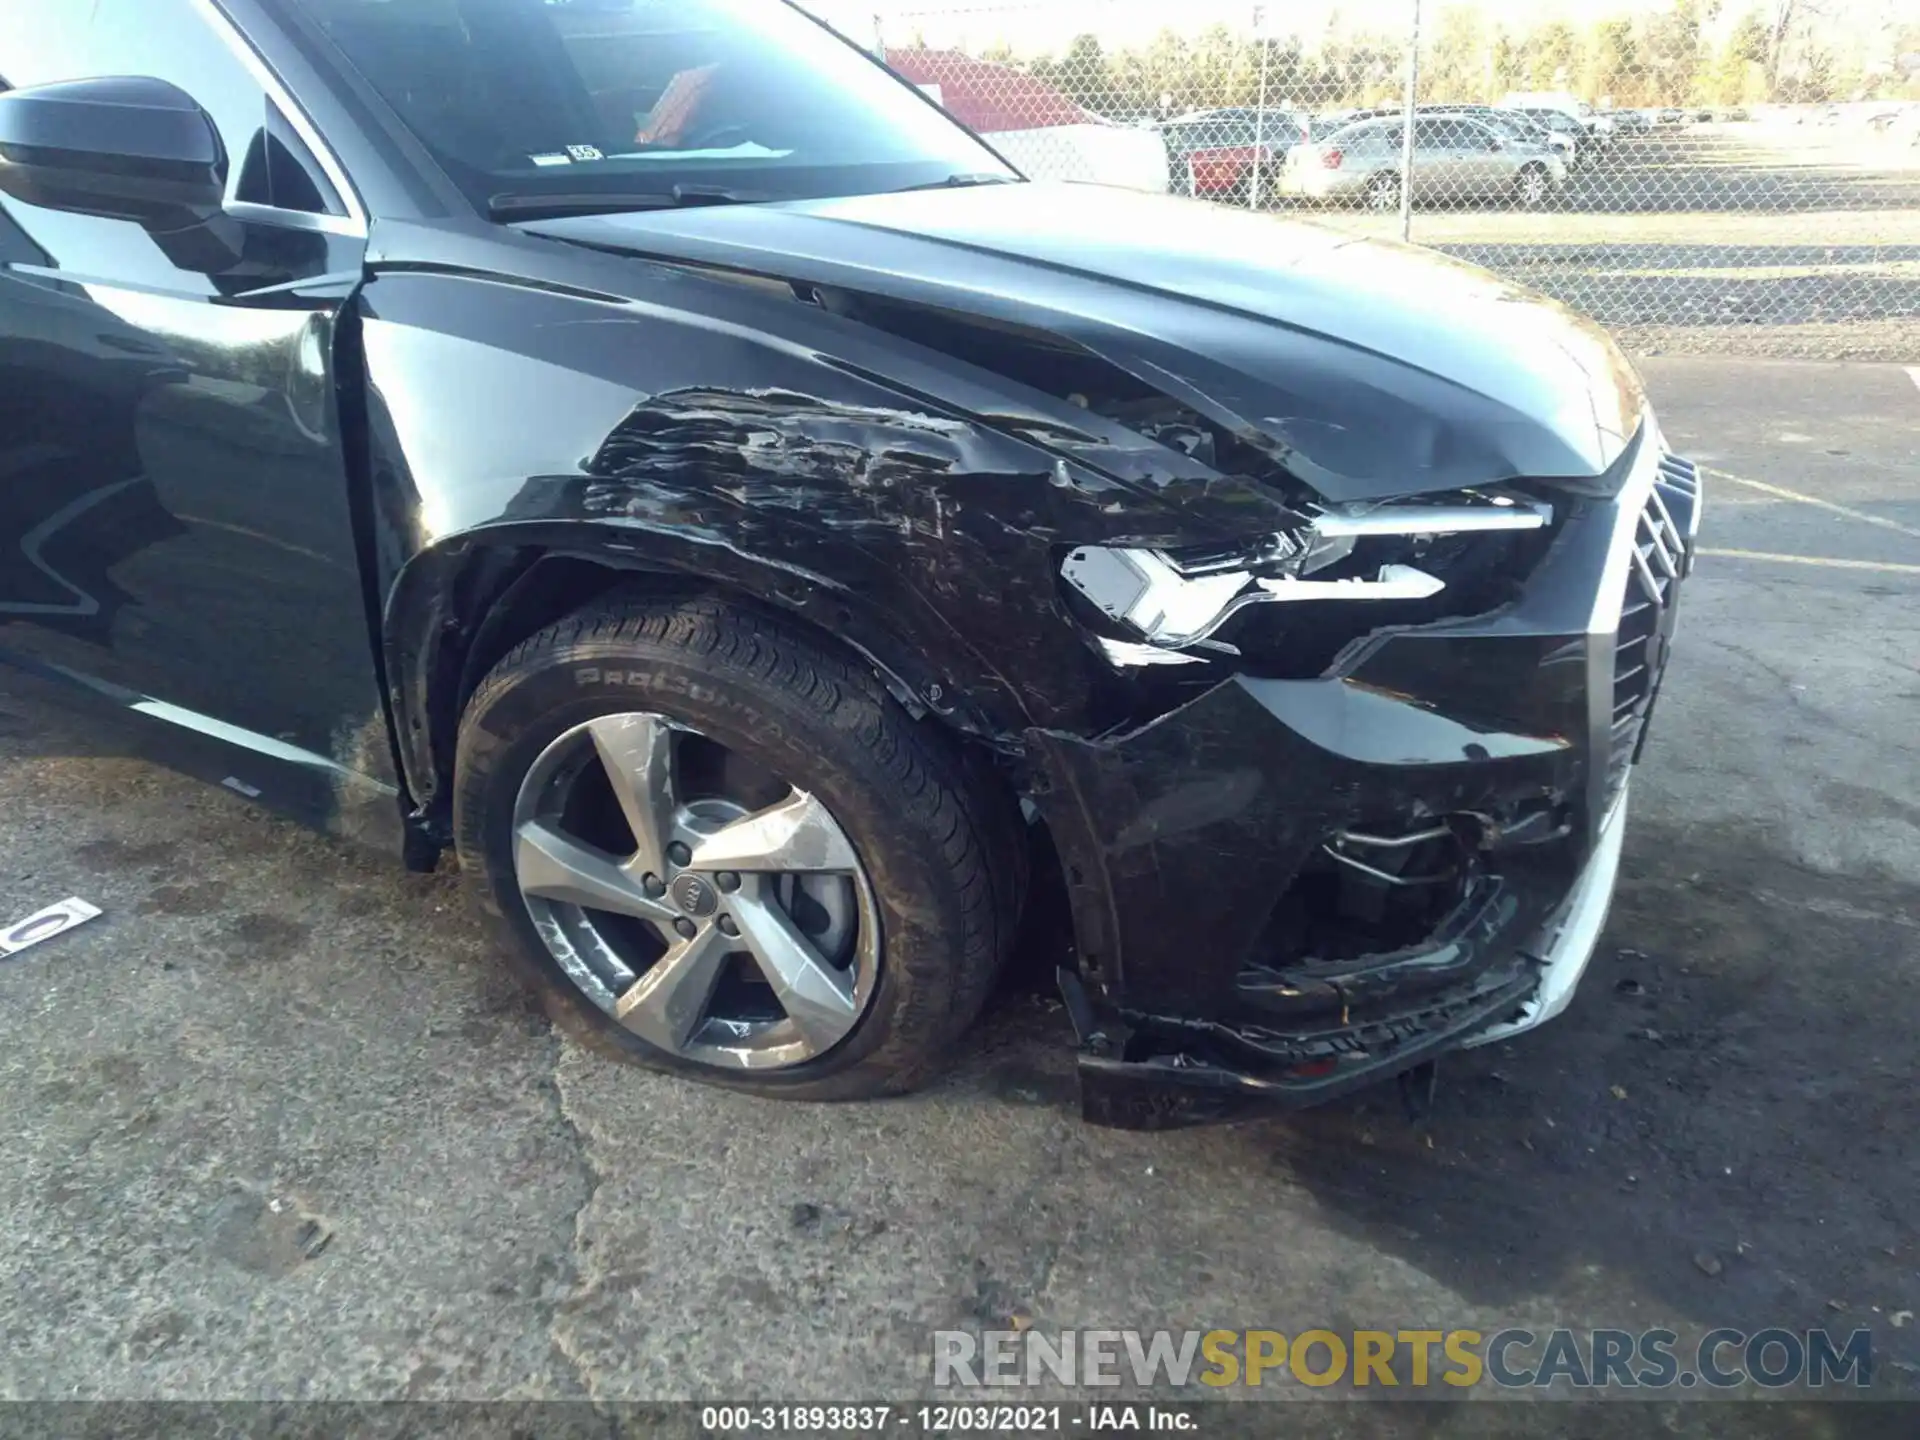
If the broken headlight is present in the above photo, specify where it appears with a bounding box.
[1061,496,1552,650]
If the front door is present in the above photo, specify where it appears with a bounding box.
[0,0,391,794]
[1449,119,1511,199]
[1408,118,1458,202]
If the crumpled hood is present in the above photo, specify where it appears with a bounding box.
[522,182,1646,501]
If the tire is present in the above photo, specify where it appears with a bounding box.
[1514,163,1552,208]
[453,594,1023,1099]
[1254,163,1285,208]
[1364,171,1401,211]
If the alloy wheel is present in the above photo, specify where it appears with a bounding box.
[1366,173,1401,211]
[510,713,879,1070]
[1518,167,1549,206]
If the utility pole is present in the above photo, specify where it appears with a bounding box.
[1399,0,1422,240]
[1251,4,1272,210]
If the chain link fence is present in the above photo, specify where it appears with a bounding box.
[826,0,1920,356]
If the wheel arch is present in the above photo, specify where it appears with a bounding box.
[382,521,1028,852]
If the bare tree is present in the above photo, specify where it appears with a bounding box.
[1765,0,1830,95]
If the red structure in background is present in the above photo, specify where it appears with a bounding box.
[883,48,1096,134]
[1184,144,1268,197]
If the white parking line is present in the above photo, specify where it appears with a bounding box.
[1907,366,1920,396]
[1700,547,1920,575]
[1702,466,1920,542]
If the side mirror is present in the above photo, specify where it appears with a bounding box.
[0,76,239,269]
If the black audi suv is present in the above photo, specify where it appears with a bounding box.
[0,0,1699,1125]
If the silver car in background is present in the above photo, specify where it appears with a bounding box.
[1283,114,1566,209]
[1426,104,1579,166]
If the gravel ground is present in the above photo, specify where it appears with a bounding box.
[0,358,1915,1425]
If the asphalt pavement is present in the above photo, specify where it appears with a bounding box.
[0,357,1916,1420]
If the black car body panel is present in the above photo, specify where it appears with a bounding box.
[354,212,1306,810]
[0,0,1701,1125]
[520,183,1648,499]
[1036,435,1701,1124]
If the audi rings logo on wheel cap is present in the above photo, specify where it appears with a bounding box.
[668,873,719,919]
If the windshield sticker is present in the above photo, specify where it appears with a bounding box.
[566,144,606,162]
[529,153,573,167]
[607,142,794,161]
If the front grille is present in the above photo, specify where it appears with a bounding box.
[1605,453,1701,801]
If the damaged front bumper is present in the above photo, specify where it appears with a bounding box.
[1031,432,1700,1129]
[1463,784,1629,1048]
[1059,785,1629,1128]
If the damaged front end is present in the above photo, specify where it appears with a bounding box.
[376,185,1700,1126]
[1032,430,1703,1129]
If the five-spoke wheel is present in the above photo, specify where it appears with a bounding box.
[513,713,879,1070]
[455,597,1020,1098]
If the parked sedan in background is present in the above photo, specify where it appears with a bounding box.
[1501,91,1614,152]
[1503,106,1592,164]
[1283,114,1565,209]
[1311,105,1400,131]
[1160,107,1305,201]
[1424,104,1578,166]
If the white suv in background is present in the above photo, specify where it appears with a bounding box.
[1502,91,1615,149]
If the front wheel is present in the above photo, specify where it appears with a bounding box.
[1514,163,1553,208]
[453,596,1022,1099]
[1364,171,1402,211]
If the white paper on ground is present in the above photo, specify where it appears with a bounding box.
[0,897,103,957]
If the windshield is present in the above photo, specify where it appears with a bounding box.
[280,0,1017,212]
[1477,113,1539,142]
[1522,109,1578,132]
[1304,114,1369,140]
[1323,120,1397,152]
